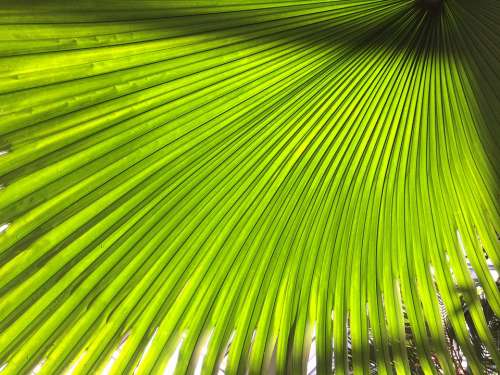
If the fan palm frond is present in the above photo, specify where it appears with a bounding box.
[0,1,498,374]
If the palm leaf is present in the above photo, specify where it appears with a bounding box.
[0,0,498,374]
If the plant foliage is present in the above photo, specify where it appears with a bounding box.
[0,0,499,374]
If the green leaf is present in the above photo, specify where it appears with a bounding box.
[0,1,498,374]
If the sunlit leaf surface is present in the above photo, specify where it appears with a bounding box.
[0,1,498,374]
